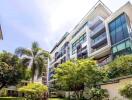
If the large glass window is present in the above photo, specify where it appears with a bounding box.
[109,13,129,45]
[112,39,132,57]
[72,33,87,54]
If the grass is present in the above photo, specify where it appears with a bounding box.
[0,97,26,100]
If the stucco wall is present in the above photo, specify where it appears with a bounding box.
[101,77,132,100]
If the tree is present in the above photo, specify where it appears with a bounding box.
[54,59,104,100]
[0,51,24,90]
[105,55,132,79]
[18,83,48,100]
[119,81,132,99]
[15,42,49,82]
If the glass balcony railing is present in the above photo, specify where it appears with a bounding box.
[90,23,105,38]
[91,33,107,48]
[88,16,103,29]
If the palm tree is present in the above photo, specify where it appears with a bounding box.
[15,42,49,82]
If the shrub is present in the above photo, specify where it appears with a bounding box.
[119,82,132,99]
[105,55,132,79]
[84,88,109,100]
[18,83,48,100]
[0,88,7,97]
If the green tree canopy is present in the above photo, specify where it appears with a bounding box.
[54,59,104,99]
[15,42,49,82]
[0,51,24,90]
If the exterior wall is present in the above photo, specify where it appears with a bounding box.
[48,1,132,90]
[101,77,132,100]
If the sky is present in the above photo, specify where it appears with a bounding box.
[0,0,132,53]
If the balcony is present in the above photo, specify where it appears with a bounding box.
[77,45,87,58]
[91,34,107,49]
[90,23,105,38]
[88,16,103,29]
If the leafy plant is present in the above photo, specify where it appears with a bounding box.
[104,55,132,79]
[0,88,7,97]
[18,83,48,100]
[119,82,132,99]
[87,88,109,100]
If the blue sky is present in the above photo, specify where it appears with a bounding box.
[0,0,131,53]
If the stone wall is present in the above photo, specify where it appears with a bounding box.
[101,76,132,100]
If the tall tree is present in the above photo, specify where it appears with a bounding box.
[54,59,103,100]
[0,51,23,90]
[15,42,49,82]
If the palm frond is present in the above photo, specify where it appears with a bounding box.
[31,42,40,57]
[36,50,49,58]
[15,47,32,57]
[21,57,31,68]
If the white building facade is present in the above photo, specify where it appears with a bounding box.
[48,1,132,90]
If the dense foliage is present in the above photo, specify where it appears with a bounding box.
[105,55,132,79]
[84,88,109,100]
[119,82,132,99]
[0,51,24,90]
[18,83,48,100]
[54,59,104,100]
[15,42,49,82]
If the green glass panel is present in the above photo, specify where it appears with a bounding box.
[117,42,125,51]
[126,40,130,48]
[112,47,117,53]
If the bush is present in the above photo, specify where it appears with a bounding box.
[0,88,7,97]
[18,83,48,100]
[0,97,26,100]
[119,82,132,99]
[105,55,132,79]
[84,88,109,100]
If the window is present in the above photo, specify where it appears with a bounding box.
[121,15,126,23]
[112,39,132,57]
[109,21,115,32]
[116,17,121,28]
[110,30,116,44]
[116,26,124,43]
[117,42,125,51]
[122,23,129,38]
[113,47,117,53]
[109,13,129,45]
[72,33,87,54]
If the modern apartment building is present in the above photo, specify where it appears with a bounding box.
[48,1,132,89]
